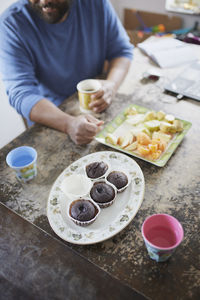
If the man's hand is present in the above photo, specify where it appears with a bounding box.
[89,57,131,113]
[66,114,104,145]
[89,80,116,113]
[30,99,103,145]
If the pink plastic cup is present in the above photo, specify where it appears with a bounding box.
[142,214,184,262]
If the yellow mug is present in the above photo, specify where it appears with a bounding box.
[77,79,101,113]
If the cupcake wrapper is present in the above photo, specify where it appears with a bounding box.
[84,160,111,181]
[68,198,100,227]
[116,185,129,193]
[90,179,117,208]
[94,198,115,208]
[105,168,131,193]
[69,215,98,227]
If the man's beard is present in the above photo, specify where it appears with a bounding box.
[29,1,73,24]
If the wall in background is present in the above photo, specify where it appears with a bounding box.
[110,0,200,28]
[0,80,25,149]
[0,0,17,12]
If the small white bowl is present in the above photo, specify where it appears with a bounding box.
[84,160,110,181]
[68,198,100,227]
[89,179,117,208]
[60,174,92,199]
[105,168,131,193]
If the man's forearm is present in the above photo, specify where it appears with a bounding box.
[29,98,103,145]
[29,98,73,133]
[106,57,131,91]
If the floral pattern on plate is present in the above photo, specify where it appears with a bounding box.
[47,151,145,245]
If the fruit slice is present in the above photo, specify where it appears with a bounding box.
[152,131,171,143]
[144,120,160,131]
[156,110,166,120]
[151,139,167,152]
[125,114,145,125]
[120,132,135,148]
[160,121,173,133]
[130,124,150,136]
[149,150,162,160]
[173,119,183,132]
[158,140,167,152]
[148,143,158,153]
[105,133,118,145]
[137,132,151,145]
[137,144,150,156]
[124,106,138,116]
[144,111,156,121]
[117,136,123,146]
[165,114,175,123]
[124,141,138,151]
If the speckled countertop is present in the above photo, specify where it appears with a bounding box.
[0,50,200,300]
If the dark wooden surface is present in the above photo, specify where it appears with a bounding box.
[0,202,147,300]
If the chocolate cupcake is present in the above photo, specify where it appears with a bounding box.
[69,198,100,226]
[90,181,116,208]
[86,161,109,179]
[106,171,129,192]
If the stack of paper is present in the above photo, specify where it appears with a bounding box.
[138,37,198,68]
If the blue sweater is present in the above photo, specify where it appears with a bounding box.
[0,0,133,125]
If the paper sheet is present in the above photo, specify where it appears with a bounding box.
[138,37,198,68]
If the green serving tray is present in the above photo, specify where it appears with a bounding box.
[95,104,192,167]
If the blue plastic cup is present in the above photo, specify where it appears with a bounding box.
[6,146,37,182]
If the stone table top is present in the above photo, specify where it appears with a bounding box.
[0,49,200,300]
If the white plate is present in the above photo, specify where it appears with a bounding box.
[47,151,145,245]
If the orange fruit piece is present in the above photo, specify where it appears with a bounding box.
[149,143,158,153]
[158,140,167,152]
[150,150,162,160]
[137,132,151,145]
[137,144,150,156]
[151,139,167,152]
[151,139,160,145]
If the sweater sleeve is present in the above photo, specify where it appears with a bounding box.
[0,18,43,123]
[103,0,134,61]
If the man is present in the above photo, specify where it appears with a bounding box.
[0,0,133,144]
